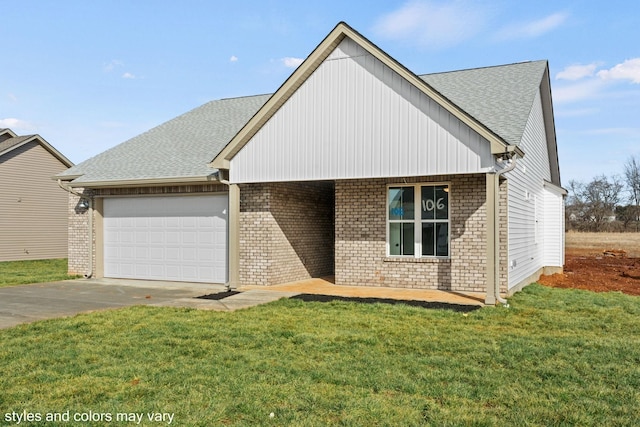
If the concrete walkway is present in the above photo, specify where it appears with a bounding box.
[0,279,296,330]
[0,277,485,330]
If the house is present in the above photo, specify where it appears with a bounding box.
[57,22,565,304]
[0,128,74,261]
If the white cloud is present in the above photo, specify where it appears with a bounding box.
[496,12,567,40]
[597,58,640,83]
[122,72,136,79]
[281,57,303,68]
[373,0,487,49]
[229,55,238,63]
[7,93,17,102]
[0,118,34,131]
[556,63,599,81]
[552,79,605,104]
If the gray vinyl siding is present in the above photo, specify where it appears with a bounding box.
[0,141,70,261]
[230,38,493,183]
[506,89,552,288]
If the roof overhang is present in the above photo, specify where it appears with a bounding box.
[1,134,74,167]
[210,21,519,171]
[540,64,562,186]
[59,174,221,189]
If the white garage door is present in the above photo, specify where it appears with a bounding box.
[103,195,227,283]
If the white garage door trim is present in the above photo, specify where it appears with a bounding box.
[103,195,228,283]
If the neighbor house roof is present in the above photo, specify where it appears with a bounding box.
[57,94,270,187]
[59,22,556,188]
[420,60,548,148]
[0,129,74,167]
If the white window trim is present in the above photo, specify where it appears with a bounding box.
[386,182,451,259]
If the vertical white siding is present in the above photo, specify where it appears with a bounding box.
[230,38,493,183]
[506,89,553,288]
[542,184,565,267]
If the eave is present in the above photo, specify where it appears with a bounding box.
[62,174,221,189]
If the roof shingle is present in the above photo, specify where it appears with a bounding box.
[60,61,547,185]
[59,94,270,183]
[420,60,547,147]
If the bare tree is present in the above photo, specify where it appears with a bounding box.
[623,155,640,231]
[566,180,587,230]
[567,175,623,231]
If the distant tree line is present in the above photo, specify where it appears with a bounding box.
[566,155,640,232]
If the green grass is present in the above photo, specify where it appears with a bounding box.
[1,284,639,426]
[0,259,80,288]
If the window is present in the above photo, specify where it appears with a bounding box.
[388,184,449,257]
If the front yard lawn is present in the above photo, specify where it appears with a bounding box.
[1,284,638,425]
[0,259,79,288]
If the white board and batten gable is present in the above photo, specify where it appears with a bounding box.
[229,37,495,184]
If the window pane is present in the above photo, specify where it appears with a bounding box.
[389,223,401,255]
[402,223,415,255]
[422,223,434,256]
[435,185,449,219]
[390,223,414,255]
[421,186,435,220]
[436,223,449,256]
[389,187,414,220]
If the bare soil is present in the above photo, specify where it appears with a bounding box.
[538,232,640,295]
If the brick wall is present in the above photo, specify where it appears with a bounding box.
[239,182,334,286]
[67,184,227,277]
[67,188,94,276]
[335,174,505,292]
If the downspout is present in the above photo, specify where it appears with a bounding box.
[492,155,518,306]
[57,180,93,278]
[214,171,234,292]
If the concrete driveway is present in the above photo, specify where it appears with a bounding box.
[0,279,297,329]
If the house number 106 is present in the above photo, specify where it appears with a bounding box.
[422,198,445,212]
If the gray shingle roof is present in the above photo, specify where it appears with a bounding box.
[0,135,33,155]
[420,60,547,147]
[60,61,546,185]
[58,94,271,183]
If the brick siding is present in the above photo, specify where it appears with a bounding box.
[239,182,334,286]
[67,188,95,276]
[335,174,507,292]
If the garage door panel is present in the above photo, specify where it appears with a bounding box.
[182,232,197,245]
[149,247,164,260]
[149,232,164,244]
[166,232,180,244]
[166,217,180,227]
[104,195,228,283]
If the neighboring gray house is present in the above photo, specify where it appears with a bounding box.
[57,22,565,304]
[0,128,74,261]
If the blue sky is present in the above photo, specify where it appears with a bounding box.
[2,0,639,184]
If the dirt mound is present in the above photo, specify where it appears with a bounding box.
[539,249,640,296]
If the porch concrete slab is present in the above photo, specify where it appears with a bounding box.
[239,277,486,306]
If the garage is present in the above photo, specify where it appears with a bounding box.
[103,195,227,283]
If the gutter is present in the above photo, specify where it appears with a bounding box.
[58,180,93,278]
[491,155,518,306]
